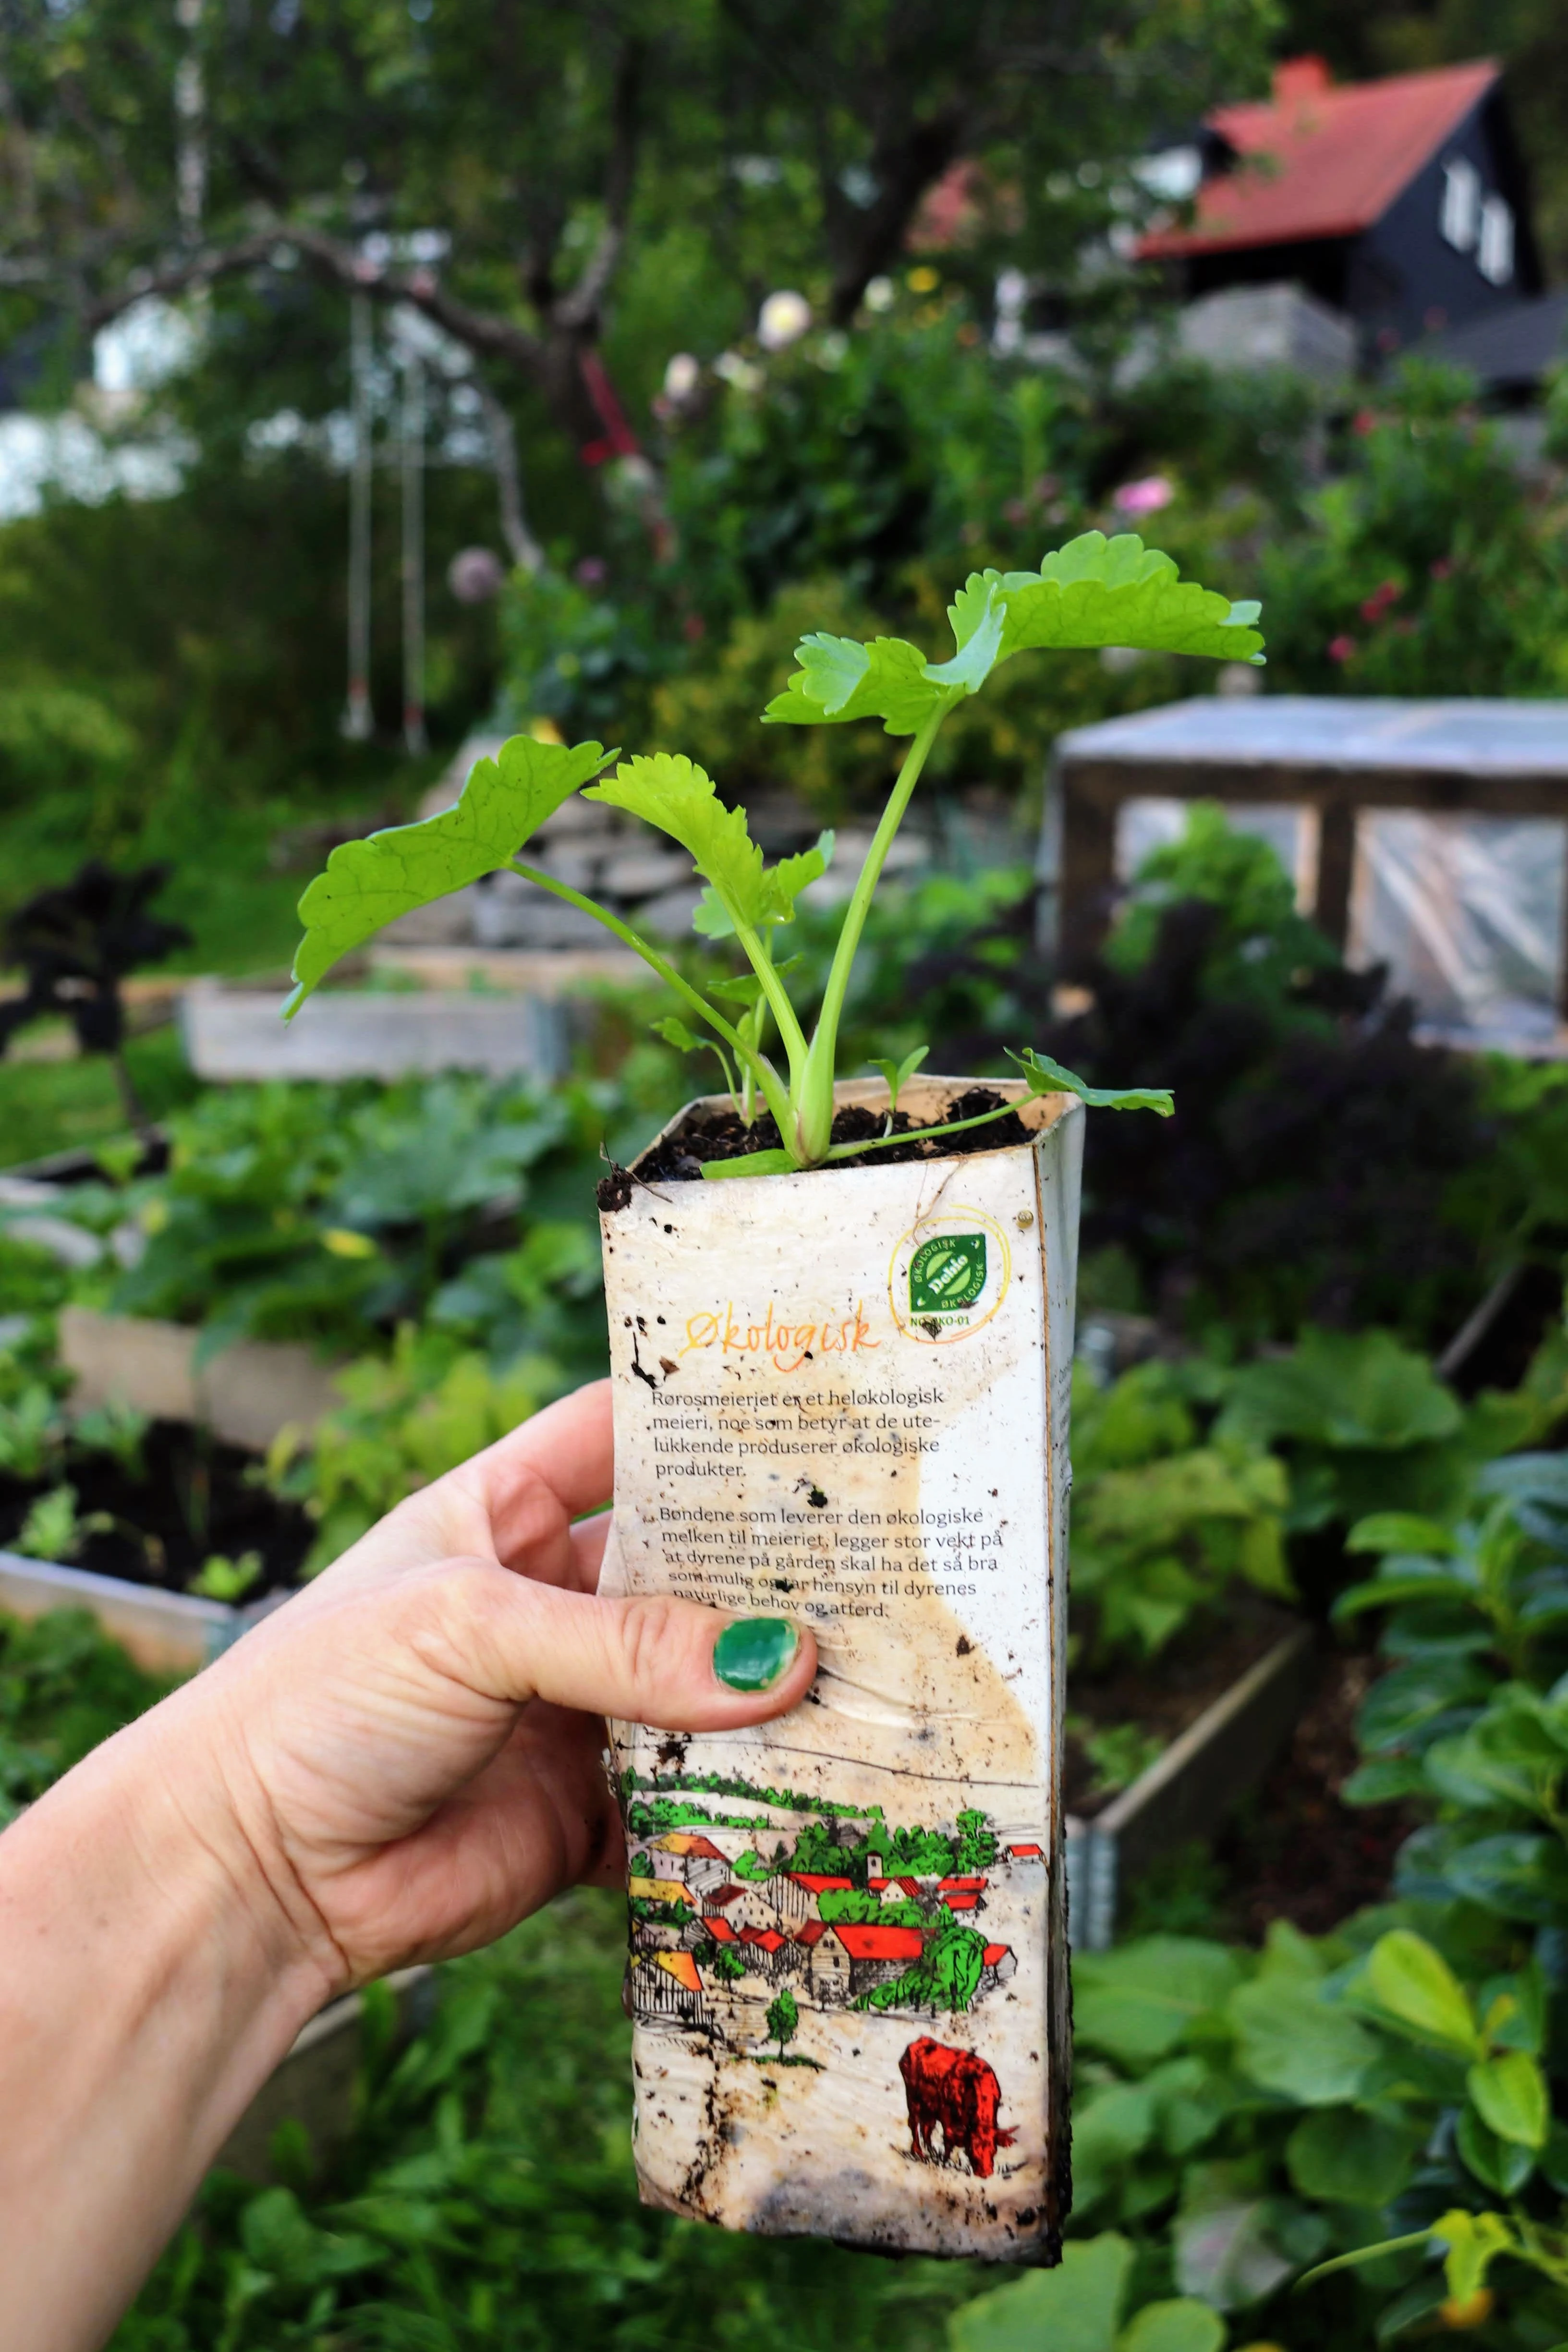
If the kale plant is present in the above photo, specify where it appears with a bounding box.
[287,534,1267,1173]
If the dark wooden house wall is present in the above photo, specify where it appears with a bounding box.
[1355,92,1544,354]
[1176,88,1543,361]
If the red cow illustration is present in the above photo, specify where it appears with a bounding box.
[899,2037,1015,2179]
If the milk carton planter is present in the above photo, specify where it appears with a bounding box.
[599,1073,1079,2258]
[285,530,1264,2259]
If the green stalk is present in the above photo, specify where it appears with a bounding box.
[729,915,810,1093]
[823,1091,1033,1163]
[793,700,951,1164]
[510,861,795,1141]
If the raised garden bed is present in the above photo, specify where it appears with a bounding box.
[217,1965,436,2184]
[0,1417,314,1668]
[1064,1615,1317,1950]
[59,1304,344,1451]
[180,976,571,1083]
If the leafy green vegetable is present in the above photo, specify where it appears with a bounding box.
[286,736,611,1015]
[287,535,1258,1170]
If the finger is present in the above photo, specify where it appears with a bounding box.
[433,1563,816,1735]
[465,1379,614,1532]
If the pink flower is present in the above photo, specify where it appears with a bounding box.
[1359,578,1402,622]
[1327,634,1356,664]
[1111,474,1174,517]
[1351,408,1377,437]
[1429,557,1454,581]
[574,557,608,588]
[682,612,706,643]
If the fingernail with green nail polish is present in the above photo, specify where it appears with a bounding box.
[713,1616,798,1693]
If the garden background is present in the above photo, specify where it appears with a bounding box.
[5,0,1568,2343]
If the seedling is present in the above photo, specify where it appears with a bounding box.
[288,533,1264,1171]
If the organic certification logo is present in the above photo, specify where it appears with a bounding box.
[909,1233,988,1315]
[888,1210,1011,1345]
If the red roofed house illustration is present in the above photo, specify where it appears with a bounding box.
[740,1926,793,1980]
[1007,1844,1043,1862]
[980,1944,1018,1997]
[1135,57,1541,359]
[634,1947,708,2029]
[702,1880,780,1933]
[647,1832,731,1896]
[821,1923,926,2001]
[776,1871,855,1925]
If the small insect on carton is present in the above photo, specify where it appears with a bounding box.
[597,1075,1080,2261]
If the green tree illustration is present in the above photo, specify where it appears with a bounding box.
[767,1987,800,2060]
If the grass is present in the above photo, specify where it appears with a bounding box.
[0,1029,203,1167]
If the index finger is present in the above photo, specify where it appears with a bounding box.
[464,1377,615,1544]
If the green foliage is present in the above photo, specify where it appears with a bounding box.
[1264,364,1568,698]
[949,2231,1225,2352]
[292,534,1252,1172]
[61,1072,610,1365]
[266,1328,567,1575]
[1069,1361,1292,1668]
[0,1606,174,1827]
[766,1986,799,2056]
[861,1918,988,2017]
[1105,801,1337,1006]
[287,738,612,1013]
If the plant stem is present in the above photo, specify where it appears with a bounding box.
[795,701,950,1163]
[824,1091,1034,1163]
[510,862,795,1141]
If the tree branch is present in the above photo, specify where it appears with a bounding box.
[553,35,643,333]
[80,222,549,382]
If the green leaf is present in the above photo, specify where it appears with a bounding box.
[1363,1931,1479,2057]
[869,1043,929,1115]
[285,735,610,1013]
[1074,1937,1242,2065]
[1443,1832,1568,1923]
[590,756,820,942]
[1286,2109,1416,2207]
[763,634,948,735]
[1455,2105,1535,2196]
[653,1015,705,1053]
[1467,2051,1549,2149]
[948,532,1265,667]
[924,580,1006,696]
[1228,1976,1378,2105]
[949,2232,1132,2352]
[1347,1513,1461,1556]
[1012,1047,1174,1116]
[1118,2301,1226,2352]
[699,1150,799,1179]
[1434,2209,1518,2306]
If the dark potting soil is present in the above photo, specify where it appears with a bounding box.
[0,1419,314,1597]
[1062,1600,1296,1819]
[1213,1647,1416,1941]
[599,1088,1033,1210]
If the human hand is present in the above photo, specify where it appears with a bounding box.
[131,1377,815,2000]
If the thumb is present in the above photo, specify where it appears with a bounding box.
[434,1559,817,1732]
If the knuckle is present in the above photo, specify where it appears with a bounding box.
[617,1593,688,1699]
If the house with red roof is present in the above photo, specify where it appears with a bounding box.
[868,1876,923,1900]
[817,1923,925,2002]
[683,1912,741,1952]
[647,1831,731,1896]
[776,1871,855,1926]
[938,1890,983,1914]
[1007,1843,1043,1863]
[632,1948,708,2030]
[1136,57,1542,358]
[702,1880,779,1933]
[740,1926,793,1980]
[979,1943,1017,1997]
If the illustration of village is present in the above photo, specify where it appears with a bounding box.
[623,1772,1044,2051]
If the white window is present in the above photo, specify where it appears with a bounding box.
[1440,156,1480,251]
[1479,194,1515,285]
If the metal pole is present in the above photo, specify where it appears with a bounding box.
[342,293,374,742]
[401,348,427,755]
